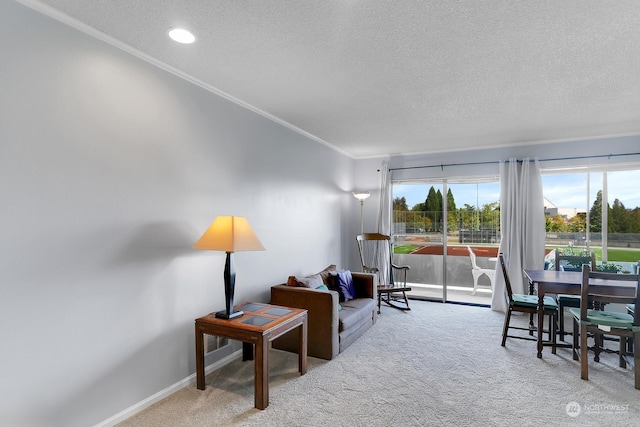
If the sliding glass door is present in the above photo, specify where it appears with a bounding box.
[392,177,500,305]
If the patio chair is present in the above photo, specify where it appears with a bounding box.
[499,253,558,350]
[467,246,496,295]
[356,233,411,313]
[555,249,597,340]
[570,266,640,389]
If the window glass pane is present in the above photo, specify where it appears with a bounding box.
[392,182,445,300]
[602,170,640,272]
[542,173,590,253]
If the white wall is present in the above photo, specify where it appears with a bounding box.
[0,2,359,426]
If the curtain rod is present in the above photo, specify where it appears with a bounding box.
[388,152,640,172]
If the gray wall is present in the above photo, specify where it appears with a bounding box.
[0,2,363,426]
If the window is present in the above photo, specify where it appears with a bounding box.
[389,158,640,306]
[542,167,640,274]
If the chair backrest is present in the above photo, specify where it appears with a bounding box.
[356,233,392,284]
[555,249,596,272]
[498,253,514,303]
[467,246,480,270]
[579,265,640,326]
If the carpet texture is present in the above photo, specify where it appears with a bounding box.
[118,301,639,426]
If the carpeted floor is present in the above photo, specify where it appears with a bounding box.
[117,301,639,426]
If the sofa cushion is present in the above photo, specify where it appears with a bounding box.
[339,298,375,332]
[293,274,324,288]
[316,264,338,286]
[333,270,356,302]
[287,264,337,287]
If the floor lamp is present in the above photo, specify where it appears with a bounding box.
[352,191,371,234]
[193,216,265,319]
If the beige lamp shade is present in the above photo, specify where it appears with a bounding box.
[193,216,265,252]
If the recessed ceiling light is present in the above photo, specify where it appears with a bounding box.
[168,28,196,44]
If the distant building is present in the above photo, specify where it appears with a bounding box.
[544,197,558,216]
[544,197,586,219]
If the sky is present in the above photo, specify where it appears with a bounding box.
[393,170,640,211]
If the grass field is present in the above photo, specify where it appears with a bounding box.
[579,248,640,263]
[394,245,419,254]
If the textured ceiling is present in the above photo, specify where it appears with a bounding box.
[27,0,640,158]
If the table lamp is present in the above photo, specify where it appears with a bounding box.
[194,216,265,319]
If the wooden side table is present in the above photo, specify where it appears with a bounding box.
[195,302,307,409]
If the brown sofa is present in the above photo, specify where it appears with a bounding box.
[270,269,377,360]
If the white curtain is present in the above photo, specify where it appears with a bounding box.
[376,161,392,284]
[491,158,546,312]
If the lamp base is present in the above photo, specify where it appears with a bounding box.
[215,309,244,320]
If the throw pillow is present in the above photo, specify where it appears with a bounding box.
[294,274,324,288]
[333,269,356,302]
[316,264,338,286]
[286,264,338,287]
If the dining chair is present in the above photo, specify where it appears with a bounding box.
[555,249,597,341]
[570,266,640,389]
[499,253,558,350]
[627,304,636,354]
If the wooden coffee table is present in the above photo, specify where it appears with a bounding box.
[195,302,307,409]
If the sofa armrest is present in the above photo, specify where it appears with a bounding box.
[352,272,377,299]
[270,284,340,360]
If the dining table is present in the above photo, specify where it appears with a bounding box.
[523,269,637,358]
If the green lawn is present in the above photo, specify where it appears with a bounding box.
[545,246,640,262]
[587,248,640,263]
[394,245,420,254]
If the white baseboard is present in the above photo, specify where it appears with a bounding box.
[94,350,242,427]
